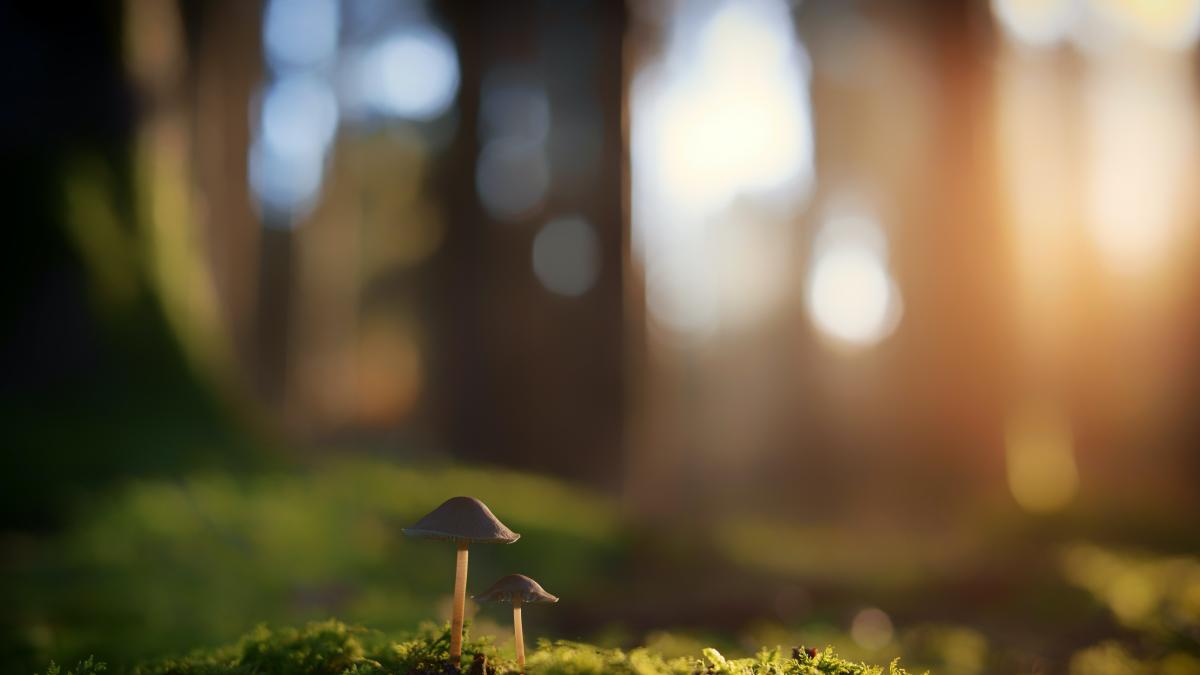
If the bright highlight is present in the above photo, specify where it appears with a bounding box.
[991,0,1078,47]
[631,0,814,340]
[354,27,460,121]
[805,215,901,349]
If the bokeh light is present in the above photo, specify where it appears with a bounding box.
[259,73,339,163]
[247,136,325,220]
[992,0,1200,51]
[1005,402,1079,513]
[248,73,338,220]
[1087,0,1200,51]
[476,138,550,223]
[252,0,343,221]
[1061,543,1200,633]
[631,0,814,341]
[633,1,813,219]
[805,215,901,349]
[644,249,719,339]
[531,215,601,298]
[1084,58,1195,275]
[16,1,1200,672]
[477,136,552,220]
[850,607,895,651]
[353,27,460,121]
[1108,569,1158,624]
[263,0,339,70]
[479,68,551,143]
[990,0,1078,47]
[476,67,551,222]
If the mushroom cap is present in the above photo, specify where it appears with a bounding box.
[402,496,521,544]
[473,574,559,604]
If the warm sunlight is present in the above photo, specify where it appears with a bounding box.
[805,215,901,349]
[631,0,813,339]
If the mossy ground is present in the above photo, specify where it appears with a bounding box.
[40,620,921,675]
[11,459,1199,673]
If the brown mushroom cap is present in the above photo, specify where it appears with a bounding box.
[402,496,521,544]
[473,574,559,604]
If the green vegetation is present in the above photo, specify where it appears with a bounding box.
[40,620,921,675]
[40,655,106,675]
[1061,543,1200,639]
[7,457,1199,674]
[1060,545,1200,675]
[3,460,621,672]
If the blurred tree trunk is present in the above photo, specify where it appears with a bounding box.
[0,0,264,529]
[433,0,628,486]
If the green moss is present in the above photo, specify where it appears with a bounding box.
[38,655,107,675]
[5,460,622,669]
[524,642,916,674]
[52,620,923,675]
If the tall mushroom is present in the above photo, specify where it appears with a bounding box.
[403,497,520,664]
[474,574,558,669]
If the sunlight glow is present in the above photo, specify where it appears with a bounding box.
[995,52,1077,365]
[1084,57,1195,275]
[644,248,719,338]
[1088,0,1200,50]
[993,0,1200,50]
[994,0,1200,280]
[991,0,1079,47]
[1005,403,1079,513]
[631,0,813,341]
[635,2,813,220]
[805,215,901,349]
[996,62,1073,273]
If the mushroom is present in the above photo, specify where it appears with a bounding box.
[403,497,520,664]
[474,574,558,669]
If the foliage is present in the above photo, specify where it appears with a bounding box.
[3,460,621,672]
[525,641,918,674]
[9,459,1199,675]
[128,620,500,675]
[1067,641,1200,675]
[38,655,107,675]
[1060,546,1200,675]
[1061,543,1200,640]
[46,620,920,675]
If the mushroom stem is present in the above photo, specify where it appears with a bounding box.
[450,542,469,662]
[513,598,525,669]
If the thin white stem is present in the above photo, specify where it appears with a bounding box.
[450,542,468,661]
[513,599,525,669]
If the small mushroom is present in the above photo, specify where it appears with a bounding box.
[474,574,558,669]
[404,497,520,663]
